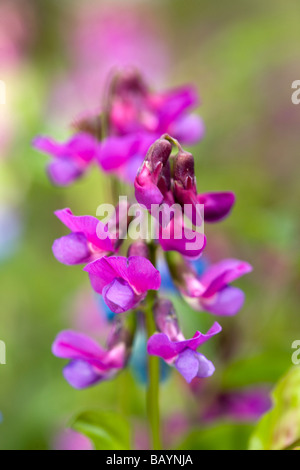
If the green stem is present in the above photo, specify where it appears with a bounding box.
[145,289,161,450]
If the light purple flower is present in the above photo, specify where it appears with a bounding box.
[148,321,221,383]
[52,208,117,265]
[147,298,221,383]
[52,322,131,389]
[33,133,100,186]
[202,387,272,423]
[84,256,161,313]
[180,258,253,316]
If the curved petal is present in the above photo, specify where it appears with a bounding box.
[157,85,199,129]
[200,259,253,297]
[33,133,99,162]
[170,114,205,145]
[197,192,235,223]
[126,256,161,294]
[63,360,102,389]
[159,217,206,259]
[175,350,215,383]
[52,330,106,362]
[47,159,83,186]
[102,278,139,313]
[83,257,122,294]
[147,322,221,361]
[52,233,91,265]
[54,208,113,251]
[200,286,246,316]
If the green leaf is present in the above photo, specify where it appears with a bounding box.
[221,351,290,389]
[178,423,254,450]
[71,410,131,450]
[249,367,300,450]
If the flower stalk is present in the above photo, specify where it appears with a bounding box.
[145,288,161,450]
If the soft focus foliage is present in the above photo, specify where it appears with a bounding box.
[0,0,299,450]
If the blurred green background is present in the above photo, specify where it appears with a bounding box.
[0,0,299,450]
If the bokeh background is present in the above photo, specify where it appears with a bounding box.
[0,0,299,450]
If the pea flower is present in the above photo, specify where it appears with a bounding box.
[52,208,121,265]
[33,133,101,186]
[147,299,221,383]
[94,71,205,181]
[52,318,132,389]
[169,255,253,316]
[202,387,272,423]
[84,255,161,314]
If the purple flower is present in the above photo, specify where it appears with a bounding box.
[202,387,272,423]
[97,132,155,183]
[147,298,221,383]
[179,258,253,316]
[33,133,100,186]
[52,330,127,389]
[84,255,161,313]
[52,208,118,265]
[52,317,133,389]
[96,71,204,182]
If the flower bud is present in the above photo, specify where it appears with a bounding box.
[127,241,150,259]
[153,298,183,342]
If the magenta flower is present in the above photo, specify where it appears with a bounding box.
[147,298,221,383]
[202,387,272,423]
[33,133,100,186]
[52,208,118,265]
[148,322,221,383]
[52,323,131,389]
[180,258,253,316]
[95,71,204,182]
[84,256,161,313]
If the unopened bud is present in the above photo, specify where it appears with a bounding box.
[127,241,150,259]
[153,298,183,342]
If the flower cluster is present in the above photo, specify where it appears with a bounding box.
[39,70,252,389]
[33,70,204,185]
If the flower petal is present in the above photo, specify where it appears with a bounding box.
[102,278,138,313]
[52,330,106,363]
[197,192,235,223]
[159,217,206,259]
[200,286,246,316]
[170,114,205,145]
[126,256,161,294]
[52,233,91,265]
[147,322,221,361]
[47,159,83,186]
[63,360,102,389]
[200,259,253,297]
[55,208,114,252]
[175,350,215,383]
